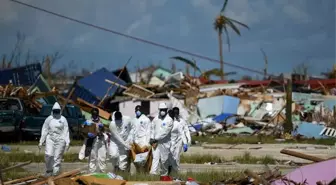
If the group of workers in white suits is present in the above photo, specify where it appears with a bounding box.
[38,102,191,177]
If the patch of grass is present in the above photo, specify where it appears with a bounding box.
[233,152,276,165]
[5,140,83,146]
[0,151,276,165]
[3,135,335,146]
[192,135,336,145]
[181,153,276,164]
[0,152,82,163]
[0,159,37,181]
[117,171,244,182]
[3,169,36,181]
[181,154,224,164]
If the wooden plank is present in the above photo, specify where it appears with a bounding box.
[105,79,128,90]
[280,149,325,162]
[123,84,155,98]
[61,86,75,114]
[31,169,80,185]
[4,175,39,185]
[77,98,111,120]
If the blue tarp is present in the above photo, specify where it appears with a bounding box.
[0,63,42,86]
[197,95,240,118]
[293,122,328,139]
[73,68,127,105]
[212,113,236,125]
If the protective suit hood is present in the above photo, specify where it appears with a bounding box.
[52,102,61,110]
[51,102,61,118]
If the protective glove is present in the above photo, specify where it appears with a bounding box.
[83,120,92,126]
[38,143,42,150]
[98,123,104,128]
[88,132,95,138]
[65,144,70,152]
[183,144,188,152]
[125,144,131,151]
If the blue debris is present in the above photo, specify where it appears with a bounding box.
[1,145,11,152]
[0,63,42,86]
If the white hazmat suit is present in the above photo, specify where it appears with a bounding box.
[170,117,191,172]
[111,111,131,121]
[132,114,151,148]
[86,120,109,173]
[150,103,174,176]
[39,102,70,176]
[109,118,133,171]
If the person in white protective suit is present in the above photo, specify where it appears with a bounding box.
[38,102,70,177]
[109,111,132,172]
[149,103,174,176]
[169,107,191,174]
[111,109,131,122]
[80,108,109,173]
[132,105,151,148]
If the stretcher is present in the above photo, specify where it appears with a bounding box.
[130,143,153,173]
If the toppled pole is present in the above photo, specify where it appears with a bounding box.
[98,56,132,106]
[4,175,39,185]
[61,85,75,114]
[32,168,80,185]
[280,149,325,162]
[2,161,32,173]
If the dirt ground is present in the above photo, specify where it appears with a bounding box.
[11,143,336,163]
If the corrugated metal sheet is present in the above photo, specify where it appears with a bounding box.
[71,84,100,105]
[0,63,42,86]
[27,74,57,104]
[75,68,127,104]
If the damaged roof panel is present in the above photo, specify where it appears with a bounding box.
[77,68,127,100]
[0,63,42,86]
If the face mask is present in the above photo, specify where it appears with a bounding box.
[52,109,61,116]
[92,116,99,122]
[135,111,141,117]
[115,120,122,125]
[160,111,166,117]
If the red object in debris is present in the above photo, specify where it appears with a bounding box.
[160,176,173,181]
[187,177,195,181]
[143,148,149,152]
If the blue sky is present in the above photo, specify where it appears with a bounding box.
[0,0,335,79]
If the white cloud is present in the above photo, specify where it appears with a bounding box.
[126,14,153,35]
[283,5,310,23]
[72,32,93,46]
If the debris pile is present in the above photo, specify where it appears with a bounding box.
[0,63,335,184]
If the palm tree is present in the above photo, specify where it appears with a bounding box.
[170,56,237,80]
[214,0,249,80]
[260,48,268,80]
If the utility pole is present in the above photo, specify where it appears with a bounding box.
[284,78,293,133]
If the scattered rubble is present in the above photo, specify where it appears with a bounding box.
[0,63,335,184]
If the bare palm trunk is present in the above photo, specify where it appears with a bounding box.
[218,30,224,80]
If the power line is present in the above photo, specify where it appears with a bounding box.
[9,0,267,75]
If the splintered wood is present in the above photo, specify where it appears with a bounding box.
[123,84,155,98]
